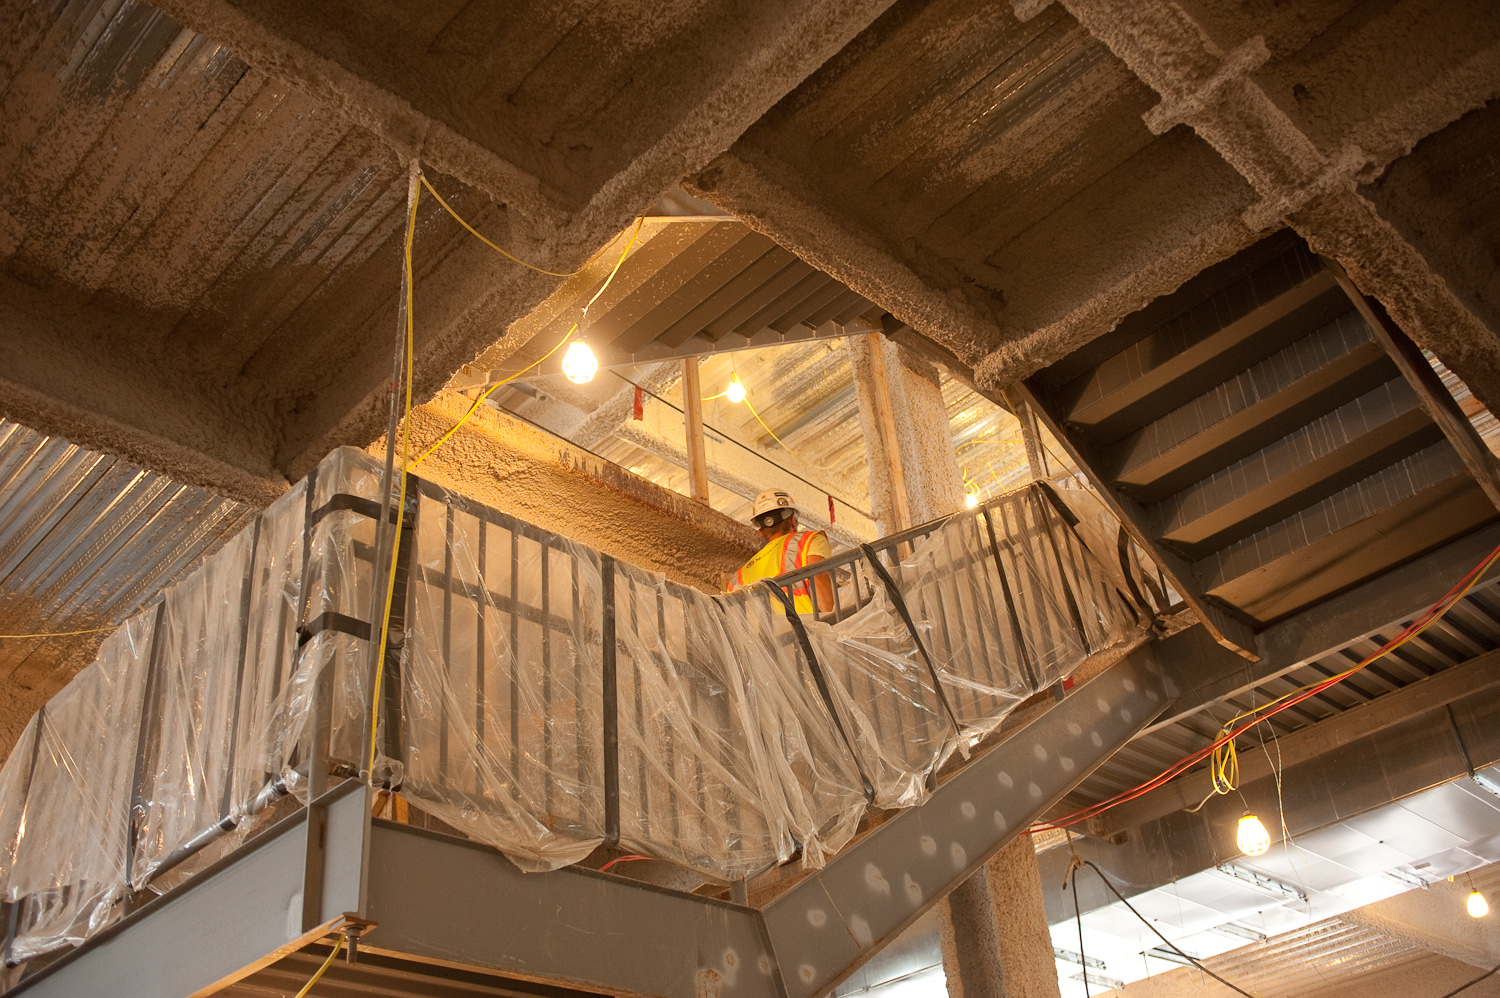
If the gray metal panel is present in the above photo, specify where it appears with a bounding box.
[9,783,369,998]
[364,823,780,998]
[762,648,1173,998]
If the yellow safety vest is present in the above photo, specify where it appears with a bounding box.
[732,530,824,613]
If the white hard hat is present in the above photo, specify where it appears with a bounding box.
[751,488,796,528]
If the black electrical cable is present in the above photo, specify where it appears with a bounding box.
[605,371,877,519]
[1439,959,1500,998]
[1079,860,1256,998]
[1067,860,1090,996]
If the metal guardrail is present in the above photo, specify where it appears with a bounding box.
[0,449,1143,974]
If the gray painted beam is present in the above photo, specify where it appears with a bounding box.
[761,648,1174,998]
[364,825,776,998]
[9,782,369,998]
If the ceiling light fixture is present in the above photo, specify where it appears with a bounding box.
[1469,890,1489,918]
[965,492,980,508]
[1236,813,1271,856]
[725,375,746,404]
[562,341,598,384]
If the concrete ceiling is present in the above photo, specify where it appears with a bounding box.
[0,0,1493,517]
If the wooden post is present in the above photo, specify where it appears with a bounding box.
[682,357,710,503]
[866,332,914,530]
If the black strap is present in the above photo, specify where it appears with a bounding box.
[297,611,372,646]
[1036,481,1081,527]
[760,582,875,803]
[311,493,400,527]
[857,545,964,740]
[1116,527,1150,623]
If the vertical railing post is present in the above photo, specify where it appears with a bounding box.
[601,555,619,847]
[982,503,1042,691]
[380,477,418,781]
[220,519,262,824]
[125,601,168,890]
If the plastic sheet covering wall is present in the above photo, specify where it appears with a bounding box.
[401,480,606,872]
[612,563,786,879]
[0,449,388,965]
[0,448,1140,966]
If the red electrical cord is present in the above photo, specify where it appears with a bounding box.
[599,854,650,872]
[1032,538,1500,833]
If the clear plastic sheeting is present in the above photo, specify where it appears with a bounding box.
[613,563,787,880]
[0,449,389,966]
[721,589,866,869]
[0,612,155,964]
[401,483,606,872]
[0,448,1142,966]
[801,588,958,809]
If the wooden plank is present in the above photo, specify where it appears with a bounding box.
[1100,645,1500,832]
[1328,257,1500,515]
[1014,381,1261,659]
[682,358,709,504]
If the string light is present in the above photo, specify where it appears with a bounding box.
[1236,813,1271,856]
[562,340,598,384]
[1469,890,1489,918]
[725,375,746,404]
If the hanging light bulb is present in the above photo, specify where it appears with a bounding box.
[1236,813,1271,856]
[1469,890,1490,918]
[965,492,980,508]
[562,340,597,384]
[725,375,746,404]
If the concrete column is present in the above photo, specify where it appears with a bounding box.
[937,837,1063,998]
[848,334,965,532]
[849,333,1057,998]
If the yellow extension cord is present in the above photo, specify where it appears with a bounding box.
[293,935,343,998]
[367,168,644,779]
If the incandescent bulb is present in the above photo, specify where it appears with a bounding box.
[562,341,598,384]
[1469,890,1490,918]
[1237,813,1271,856]
[965,493,980,508]
[725,377,746,404]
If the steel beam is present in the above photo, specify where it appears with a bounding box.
[8,781,369,998]
[1147,521,1500,735]
[760,647,1173,998]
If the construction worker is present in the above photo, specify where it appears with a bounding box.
[729,489,835,613]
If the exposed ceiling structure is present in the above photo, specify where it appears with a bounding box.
[1,0,1499,996]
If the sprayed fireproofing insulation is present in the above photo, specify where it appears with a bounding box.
[0,447,1140,965]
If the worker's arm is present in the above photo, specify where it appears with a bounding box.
[804,531,835,613]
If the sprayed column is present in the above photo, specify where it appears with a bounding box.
[851,333,1061,998]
